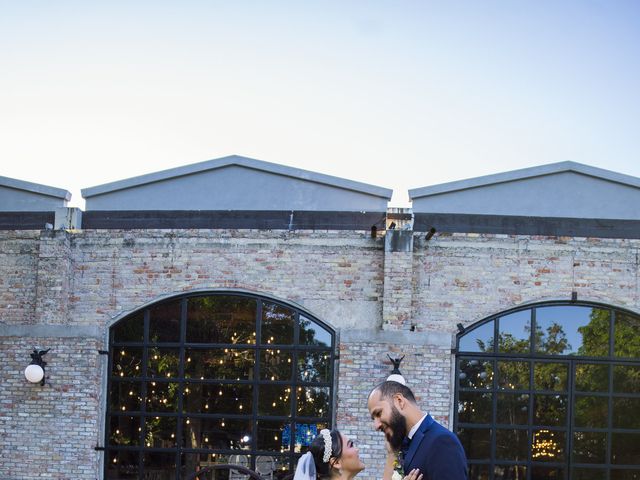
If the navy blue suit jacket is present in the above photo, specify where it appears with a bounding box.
[402,415,468,480]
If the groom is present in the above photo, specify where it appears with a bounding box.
[368,381,468,480]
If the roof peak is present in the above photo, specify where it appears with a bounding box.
[409,161,640,200]
[82,154,392,199]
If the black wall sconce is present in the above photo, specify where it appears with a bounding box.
[425,227,436,241]
[387,353,406,385]
[25,349,50,386]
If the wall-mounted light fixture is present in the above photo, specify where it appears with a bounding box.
[24,349,50,385]
[386,353,406,385]
[425,227,436,241]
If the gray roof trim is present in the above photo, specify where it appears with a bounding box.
[0,175,71,200]
[82,155,393,199]
[409,161,640,200]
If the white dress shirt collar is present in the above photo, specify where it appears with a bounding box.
[407,413,428,440]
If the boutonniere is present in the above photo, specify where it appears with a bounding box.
[391,452,404,480]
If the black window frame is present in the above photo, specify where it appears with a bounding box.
[104,291,337,480]
[455,301,640,480]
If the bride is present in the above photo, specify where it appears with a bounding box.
[294,428,422,480]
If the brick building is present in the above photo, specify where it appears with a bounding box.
[1,157,639,480]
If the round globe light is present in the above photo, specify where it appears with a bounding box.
[25,364,44,384]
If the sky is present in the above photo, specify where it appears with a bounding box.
[1,1,639,209]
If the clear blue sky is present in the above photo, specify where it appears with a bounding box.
[1,1,639,208]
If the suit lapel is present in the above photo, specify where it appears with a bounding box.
[403,414,434,469]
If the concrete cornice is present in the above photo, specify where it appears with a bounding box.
[339,328,454,348]
[0,324,102,339]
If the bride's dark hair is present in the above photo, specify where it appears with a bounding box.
[308,429,343,478]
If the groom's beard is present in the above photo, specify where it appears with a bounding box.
[386,405,408,451]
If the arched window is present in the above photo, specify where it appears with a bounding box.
[455,301,640,480]
[104,292,336,480]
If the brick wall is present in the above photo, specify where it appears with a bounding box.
[0,231,39,325]
[0,336,102,479]
[412,233,640,333]
[337,341,453,478]
[1,228,639,479]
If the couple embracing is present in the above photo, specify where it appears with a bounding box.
[294,380,468,480]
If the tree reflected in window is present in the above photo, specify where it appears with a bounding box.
[456,302,640,480]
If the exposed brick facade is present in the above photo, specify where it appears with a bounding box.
[1,228,639,479]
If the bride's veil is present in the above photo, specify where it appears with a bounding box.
[293,451,317,480]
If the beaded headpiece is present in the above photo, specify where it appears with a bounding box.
[320,429,332,463]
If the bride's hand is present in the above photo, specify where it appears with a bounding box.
[403,469,422,480]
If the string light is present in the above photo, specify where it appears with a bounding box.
[532,429,559,459]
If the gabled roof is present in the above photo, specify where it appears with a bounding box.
[409,161,640,199]
[0,175,71,211]
[83,155,392,199]
[409,161,640,220]
[82,155,392,212]
[0,175,71,200]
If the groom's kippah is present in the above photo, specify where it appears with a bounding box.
[387,373,406,385]
[320,429,332,463]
